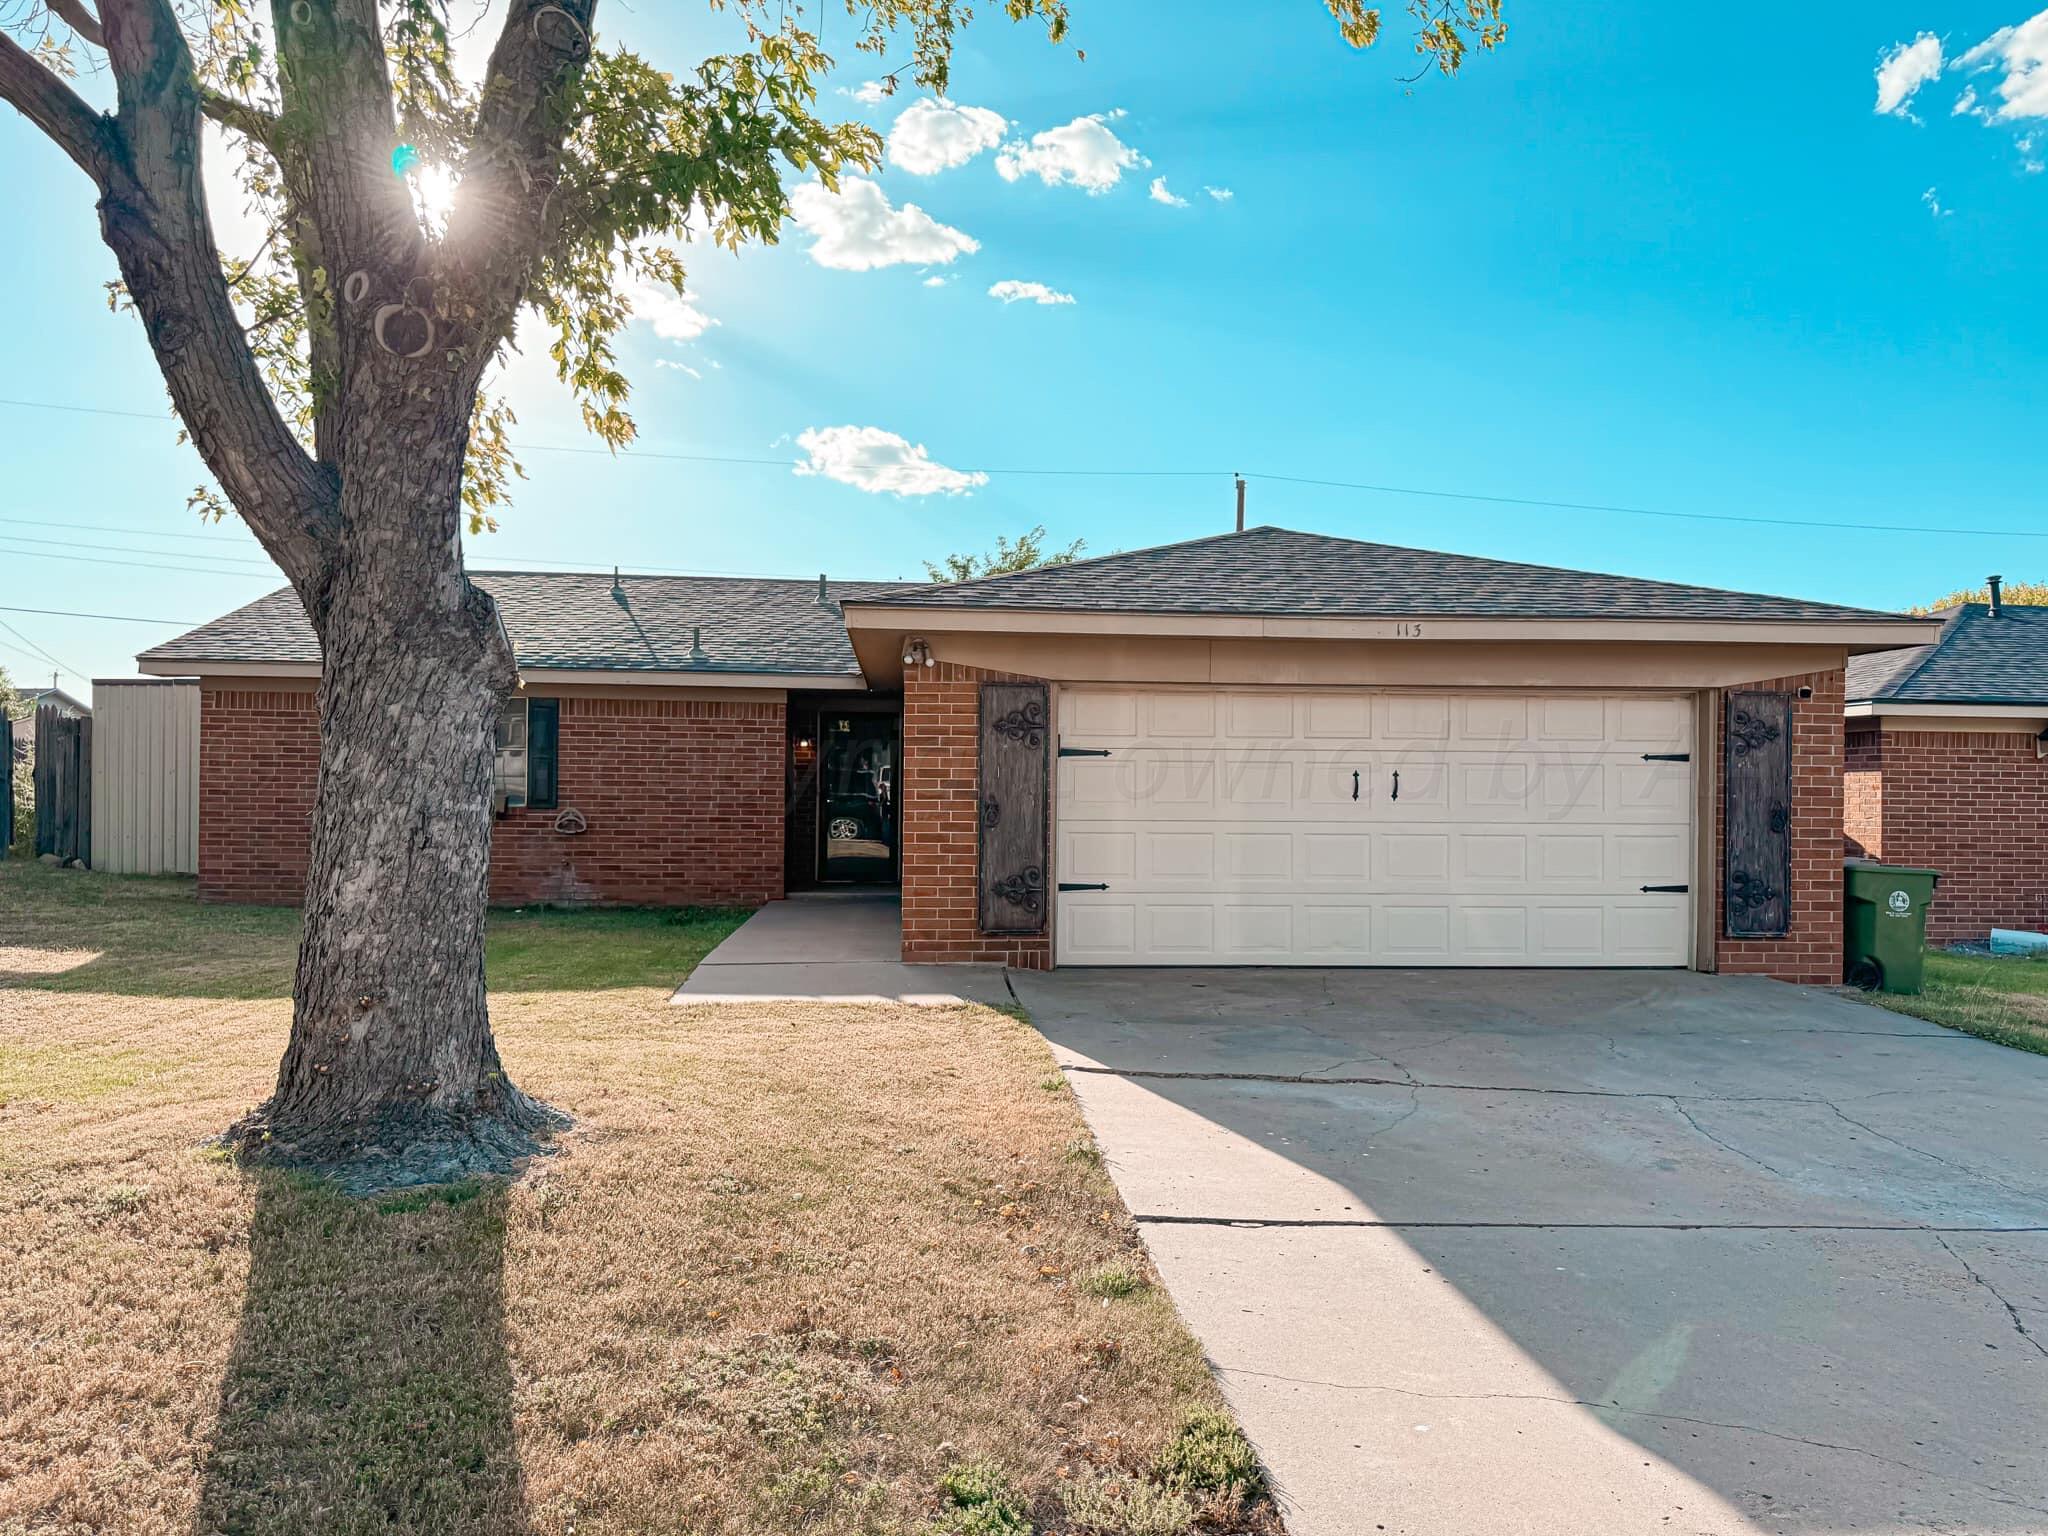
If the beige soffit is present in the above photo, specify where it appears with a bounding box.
[137,658,865,690]
[839,604,1937,651]
[1845,701,2048,720]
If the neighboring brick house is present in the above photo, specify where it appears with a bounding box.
[1844,585,2048,945]
[141,528,1935,983]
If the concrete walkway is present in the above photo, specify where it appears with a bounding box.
[670,892,1009,1006]
[1009,967,2048,1536]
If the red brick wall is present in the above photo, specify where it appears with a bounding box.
[198,685,320,904]
[1843,728,1883,859]
[198,685,784,907]
[1848,728,2048,944]
[900,660,1052,968]
[1714,669,1846,984]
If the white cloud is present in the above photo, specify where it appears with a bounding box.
[1875,32,1944,115]
[987,279,1076,306]
[2022,130,2046,169]
[794,426,988,497]
[1954,9,2048,120]
[848,79,891,105]
[1148,176,1189,207]
[1954,83,1981,115]
[787,178,979,271]
[1205,184,1234,202]
[922,274,953,288]
[995,112,1145,193]
[621,274,717,342]
[656,359,704,378]
[1922,185,1954,216]
[888,97,1008,174]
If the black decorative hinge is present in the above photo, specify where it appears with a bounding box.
[991,700,1048,747]
[1641,753,1691,762]
[1058,882,1110,892]
[1640,884,1690,893]
[1058,745,1111,758]
[991,866,1045,913]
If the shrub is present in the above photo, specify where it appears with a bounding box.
[1153,1409,1266,1500]
[933,1459,1032,1535]
[1059,1471,1195,1536]
[1079,1258,1147,1300]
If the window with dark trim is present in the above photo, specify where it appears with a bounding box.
[493,697,560,811]
[527,698,559,809]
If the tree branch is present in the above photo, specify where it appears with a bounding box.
[44,0,106,48]
[91,0,339,589]
[199,88,279,147]
[0,27,114,183]
[442,0,600,351]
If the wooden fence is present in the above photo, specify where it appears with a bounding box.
[2,714,15,851]
[34,704,91,865]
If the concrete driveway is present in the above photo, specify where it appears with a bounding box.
[1007,968,2048,1536]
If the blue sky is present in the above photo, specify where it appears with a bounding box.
[2,1,2044,691]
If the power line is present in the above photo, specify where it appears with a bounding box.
[0,604,202,625]
[0,616,82,683]
[0,542,277,579]
[0,513,274,548]
[1243,472,2048,541]
[0,530,277,570]
[2,392,2042,543]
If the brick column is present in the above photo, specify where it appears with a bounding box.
[900,660,1052,968]
[1714,668,1846,983]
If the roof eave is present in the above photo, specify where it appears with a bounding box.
[138,656,870,689]
[1847,699,2048,716]
[839,604,1939,649]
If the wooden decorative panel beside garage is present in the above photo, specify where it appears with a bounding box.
[1054,688,1695,967]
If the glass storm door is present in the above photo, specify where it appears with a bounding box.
[818,714,897,882]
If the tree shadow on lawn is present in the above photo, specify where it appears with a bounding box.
[193,1175,530,1536]
[0,866,750,1000]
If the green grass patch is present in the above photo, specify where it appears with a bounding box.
[1869,950,2048,1056]
[0,861,749,999]
[1154,1407,1267,1501]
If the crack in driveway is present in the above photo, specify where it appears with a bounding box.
[1134,1213,2048,1232]
[1217,1364,2048,1516]
[1063,1063,2037,1204]
[1935,1233,2048,1361]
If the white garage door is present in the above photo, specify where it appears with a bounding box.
[1055,689,1695,967]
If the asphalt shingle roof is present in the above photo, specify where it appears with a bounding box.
[1845,604,2048,705]
[850,526,1915,623]
[139,571,921,676]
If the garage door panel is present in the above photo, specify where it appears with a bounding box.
[1303,904,1373,957]
[1057,892,1692,966]
[1066,829,1136,880]
[1612,696,1692,749]
[1056,689,1693,967]
[1146,904,1216,955]
[1381,904,1452,958]
[1303,695,1372,740]
[1061,824,1686,894]
[1382,833,1452,883]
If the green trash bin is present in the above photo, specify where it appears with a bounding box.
[1843,859,1940,994]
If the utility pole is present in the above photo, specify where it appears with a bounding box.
[1235,474,1246,532]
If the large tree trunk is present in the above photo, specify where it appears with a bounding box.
[228,474,563,1192]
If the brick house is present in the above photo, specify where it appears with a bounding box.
[141,527,1933,983]
[1844,583,2048,945]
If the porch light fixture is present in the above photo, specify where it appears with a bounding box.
[903,638,935,669]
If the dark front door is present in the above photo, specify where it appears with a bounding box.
[818,712,898,883]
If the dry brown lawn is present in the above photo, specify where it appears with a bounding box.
[0,865,1273,1536]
